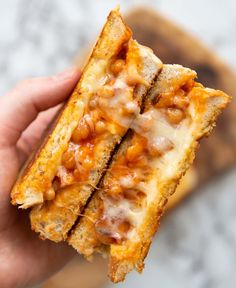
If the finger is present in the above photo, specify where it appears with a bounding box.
[0,67,80,147]
[16,104,63,165]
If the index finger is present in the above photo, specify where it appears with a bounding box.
[0,67,81,147]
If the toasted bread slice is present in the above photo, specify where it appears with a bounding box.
[11,9,131,208]
[20,10,163,241]
[68,64,230,282]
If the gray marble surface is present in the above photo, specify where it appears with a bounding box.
[0,1,236,288]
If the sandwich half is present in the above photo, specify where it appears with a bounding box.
[68,64,230,282]
[11,9,162,241]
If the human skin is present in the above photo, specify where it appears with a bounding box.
[0,67,81,288]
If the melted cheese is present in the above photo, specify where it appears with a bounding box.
[82,59,108,93]
[100,74,140,129]
[131,109,194,227]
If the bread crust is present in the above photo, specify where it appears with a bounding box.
[68,64,230,282]
[110,81,230,282]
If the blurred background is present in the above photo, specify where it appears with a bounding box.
[1,1,236,288]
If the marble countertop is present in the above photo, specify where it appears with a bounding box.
[1,1,236,288]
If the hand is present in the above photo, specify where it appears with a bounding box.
[0,67,81,288]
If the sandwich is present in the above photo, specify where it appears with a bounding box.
[68,64,230,282]
[11,9,162,241]
[11,8,230,283]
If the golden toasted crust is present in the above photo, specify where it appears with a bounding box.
[68,64,230,282]
[11,9,132,208]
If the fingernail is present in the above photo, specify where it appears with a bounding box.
[55,66,80,80]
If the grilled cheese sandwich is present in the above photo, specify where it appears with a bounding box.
[11,8,230,283]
